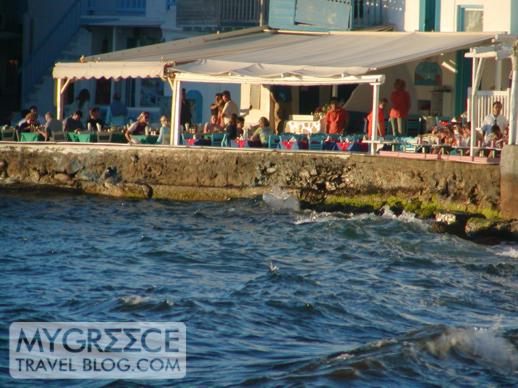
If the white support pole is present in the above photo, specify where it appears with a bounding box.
[170,78,182,146]
[56,78,63,120]
[469,57,478,160]
[370,82,380,156]
[259,0,265,26]
[167,77,175,146]
[331,84,338,97]
[509,41,518,145]
[495,58,503,91]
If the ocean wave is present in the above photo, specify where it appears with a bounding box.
[115,295,174,312]
[495,244,518,259]
[293,211,348,225]
[276,324,518,385]
[424,326,518,371]
[381,206,429,228]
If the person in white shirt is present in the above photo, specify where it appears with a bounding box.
[481,101,508,135]
[221,90,238,126]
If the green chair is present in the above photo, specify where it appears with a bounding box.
[51,131,67,142]
[1,129,17,141]
[97,132,111,143]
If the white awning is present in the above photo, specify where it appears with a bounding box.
[52,28,502,84]
[52,61,166,80]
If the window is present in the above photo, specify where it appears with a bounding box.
[415,62,442,86]
[458,6,483,32]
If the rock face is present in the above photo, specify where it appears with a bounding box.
[0,144,501,213]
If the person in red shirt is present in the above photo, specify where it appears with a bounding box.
[389,79,411,136]
[367,98,388,138]
[325,97,348,135]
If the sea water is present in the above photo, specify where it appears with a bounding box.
[0,192,517,387]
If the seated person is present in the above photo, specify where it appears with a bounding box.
[18,112,40,132]
[236,116,245,138]
[86,107,106,132]
[157,115,170,145]
[225,114,239,141]
[250,117,274,145]
[63,111,84,132]
[43,112,62,138]
[203,113,222,134]
[325,97,348,135]
[483,125,504,148]
[481,101,508,135]
[125,111,150,143]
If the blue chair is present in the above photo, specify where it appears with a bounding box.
[267,135,281,149]
[308,134,327,151]
[211,133,226,147]
[181,133,194,145]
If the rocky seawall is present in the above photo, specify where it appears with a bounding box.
[0,143,515,243]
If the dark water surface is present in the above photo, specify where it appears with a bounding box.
[0,192,517,387]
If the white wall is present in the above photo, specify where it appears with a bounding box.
[439,0,512,32]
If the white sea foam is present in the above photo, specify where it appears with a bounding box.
[293,211,345,225]
[262,187,300,212]
[119,295,150,306]
[425,327,518,371]
[494,244,518,259]
[381,206,428,228]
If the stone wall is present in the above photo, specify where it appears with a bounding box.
[0,143,501,215]
[501,145,518,219]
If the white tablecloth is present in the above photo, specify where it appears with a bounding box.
[284,119,325,134]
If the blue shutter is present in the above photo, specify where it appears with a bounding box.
[295,0,351,30]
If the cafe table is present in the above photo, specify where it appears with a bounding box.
[132,135,158,144]
[19,132,42,142]
[67,132,97,142]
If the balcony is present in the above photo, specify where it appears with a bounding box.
[177,0,268,29]
[352,0,383,29]
[83,0,147,16]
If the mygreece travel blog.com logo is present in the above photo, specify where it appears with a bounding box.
[9,322,186,379]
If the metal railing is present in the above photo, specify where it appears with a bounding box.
[219,0,268,26]
[21,0,150,104]
[21,0,83,103]
[84,0,147,16]
[351,0,383,29]
[177,0,268,27]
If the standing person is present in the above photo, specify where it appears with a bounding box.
[125,112,150,143]
[389,79,411,136]
[180,88,192,128]
[481,101,508,135]
[157,115,170,145]
[221,90,238,126]
[210,93,224,126]
[367,98,388,138]
[325,97,348,135]
[72,89,91,122]
[110,93,128,124]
